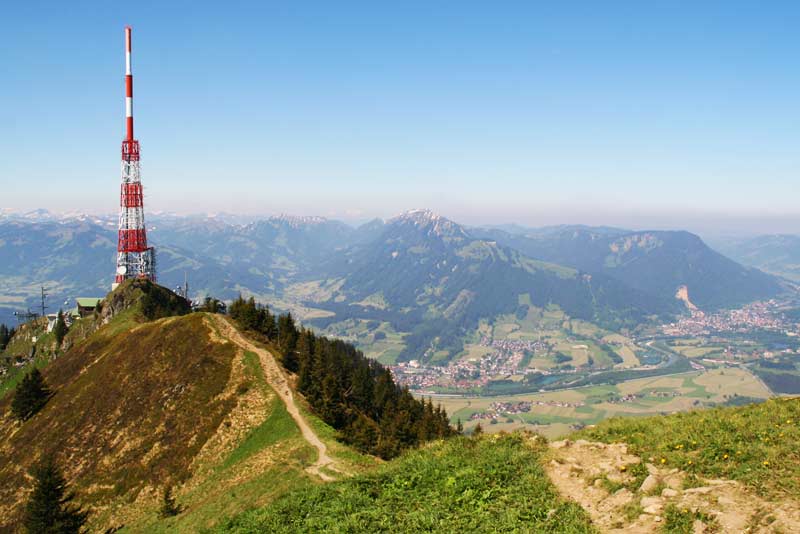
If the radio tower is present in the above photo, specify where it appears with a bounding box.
[114,26,156,289]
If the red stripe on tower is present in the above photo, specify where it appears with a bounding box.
[118,229,149,253]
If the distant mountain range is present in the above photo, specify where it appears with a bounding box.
[710,234,800,283]
[0,209,793,361]
[471,225,786,310]
[305,210,679,361]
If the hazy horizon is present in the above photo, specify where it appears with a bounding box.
[3,205,800,238]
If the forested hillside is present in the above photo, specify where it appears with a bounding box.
[228,296,453,458]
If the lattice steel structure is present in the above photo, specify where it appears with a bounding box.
[114,26,156,289]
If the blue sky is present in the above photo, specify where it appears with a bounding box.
[1,1,799,233]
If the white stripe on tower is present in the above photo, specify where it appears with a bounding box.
[125,27,132,75]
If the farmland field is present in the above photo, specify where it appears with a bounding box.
[433,367,772,438]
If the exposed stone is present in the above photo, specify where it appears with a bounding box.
[641,496,663,515]
[606,472,625,483]
[640,474,661,493]
[684,486,714,495]
[692,519,706,533]
[706,479,735,486]
[551,440,571,449]
[664,474,684,490]
[662,488,679,498]
[646,462,658,475]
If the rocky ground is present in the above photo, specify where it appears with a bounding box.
[545,438,800,533]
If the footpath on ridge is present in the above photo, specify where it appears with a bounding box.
[210,314,341,481]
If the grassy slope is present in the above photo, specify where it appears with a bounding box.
[577,397,800,498]
[0,300,377,532]
[0,312,240,528]
[215,434,595,534]
[124,350,318,533]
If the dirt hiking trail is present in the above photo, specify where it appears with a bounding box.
[545,439,800,533]
[211,315,340,481]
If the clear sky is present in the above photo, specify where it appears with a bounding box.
[1,1,799,234]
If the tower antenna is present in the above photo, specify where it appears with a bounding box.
[114,26,156,289]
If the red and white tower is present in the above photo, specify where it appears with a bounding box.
[114,26,156,289]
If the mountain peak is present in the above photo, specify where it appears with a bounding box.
[268,214,330,228]
[389,209,470,240]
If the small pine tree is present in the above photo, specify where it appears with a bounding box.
[0,323,12,351]
[159,485,180,518]
[12,368,51,422]
[23,456,89,534]
[53,310,68,348]
[472,422,483,437]
[456,418,463,433]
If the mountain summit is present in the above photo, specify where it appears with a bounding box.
[388,209,471,242]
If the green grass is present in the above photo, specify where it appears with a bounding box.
[0,352,51,398]
[221,353,300,470]
[577,397,800,499]
[214,434,596,533]
[661,504,718,533]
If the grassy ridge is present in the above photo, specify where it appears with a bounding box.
[221,352,299,469]
[215,434,596,534]
[577,397,800,498]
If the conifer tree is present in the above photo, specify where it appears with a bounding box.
[23,456,89,534]
[277,313,299,371]
[12,368,51,422]
[472,422,483,437]
[295,329,315,392]
[0,323,13,351]
[159,486,180,518]
[53,310,68,348]
[456,418,463,433]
